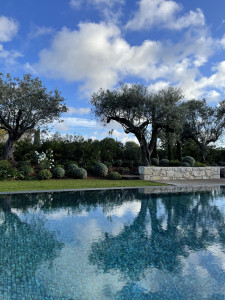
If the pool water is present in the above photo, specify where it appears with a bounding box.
[0,187,225,299]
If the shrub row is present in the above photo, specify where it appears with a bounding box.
[150,156,206,167]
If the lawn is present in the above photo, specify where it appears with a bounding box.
[0,178,165,192]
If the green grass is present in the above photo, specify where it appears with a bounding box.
[0,179,165,192]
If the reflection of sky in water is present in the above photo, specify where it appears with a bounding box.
[0,187,225,299]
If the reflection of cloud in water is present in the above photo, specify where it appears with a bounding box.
[105,201,141,217]
[45,209,88,220]
[36,245,125,299]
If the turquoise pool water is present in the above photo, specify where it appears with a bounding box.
[0,187,225,299]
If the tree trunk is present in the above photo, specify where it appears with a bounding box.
[1,134,17,165]
[199,145,206,163]
[140,142,151,166]
[167,133,174,161]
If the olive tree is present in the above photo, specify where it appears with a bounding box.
[91,83,183,166]
[181,99,224,162]
[0,73,68,163]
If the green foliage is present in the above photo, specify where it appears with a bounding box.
[108,171,122,180]
[93,163,108,177]
[181,156,195,167]
[0,160,14,180]
[114,160,123,167]
[70,167,87,179]
[67,163,79,176]
[169,160,181,166]
[151,158,159,166]
[118,167,130,174]
[38,169,52,180]
[124,141,141,164]
[159,159,169,166]
[181,162,190,167]
[52,167,65,179]
[19,165,34,177]
[122,160,133,168]
[17,161,31,167]
[103,161,112,168]
[194,162,206,167]
[14,138,36,161]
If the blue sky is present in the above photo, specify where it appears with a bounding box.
[1,0,225,142]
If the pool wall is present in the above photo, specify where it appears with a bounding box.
[139,166,220,181]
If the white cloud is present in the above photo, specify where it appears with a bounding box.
[0,44,22,65]
[0,16,18,42]
[28,26,54,39]
[126,0,205,31]
[69,0,82,9]
[69,0,124,9]
[67,107,91,115]
[53,117,97,131]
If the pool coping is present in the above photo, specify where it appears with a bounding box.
[1,180,225,194]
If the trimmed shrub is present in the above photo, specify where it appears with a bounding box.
[169,160,181,166]
[67,163,79,176]
[181,156,195,167]
[181,162,190,167]
[159,159,169,166]
[19,165,34,177]
[151,158,159,166]
[108,171,122,180]
[70,167,87,179]
[103,161,112,168]
[114,160,123,167]
[194,162,206,167]
[38,169,52,180]
[122,160,133,168]
[93,163,108,177]
[52,167,65,178]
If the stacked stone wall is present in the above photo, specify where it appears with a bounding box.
[139,166,220,181]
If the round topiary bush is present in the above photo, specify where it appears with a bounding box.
[159,159,169,166]
[181,162,190,167]
[70,167,87,179]
[94,163,108,177]
[169,160,181,166]
[181,156,195,167]
[108,171,122,180]
[67,163,79,176]
[114,160,123,167]
[38,169,52,180]
[151,158,159,166]
[19,165,34,176]
[52,167,65,178]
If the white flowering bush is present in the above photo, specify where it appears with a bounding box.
[34,150,54,170]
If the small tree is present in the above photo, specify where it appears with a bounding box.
[181,99,224,162]
[0,73,67,163]
[91,83,183,166]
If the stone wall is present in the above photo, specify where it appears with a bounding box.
[139,166,220,181]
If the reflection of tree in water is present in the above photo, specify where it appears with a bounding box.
[89,190,225,284]
[0,195,63,296]
[6,188,142,216]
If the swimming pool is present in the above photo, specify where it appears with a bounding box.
[0,187,225,299]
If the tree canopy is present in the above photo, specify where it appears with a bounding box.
[0,73,67,163]
[91,83,183,166]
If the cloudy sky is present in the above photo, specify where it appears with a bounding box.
[1,0,225,142]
